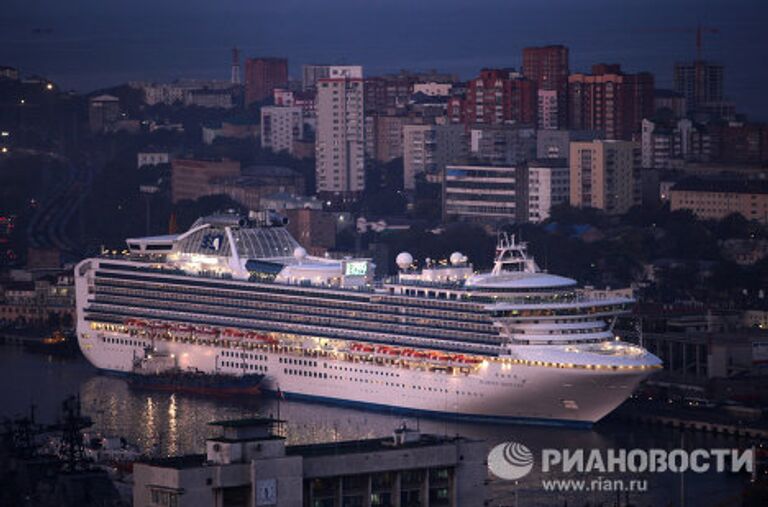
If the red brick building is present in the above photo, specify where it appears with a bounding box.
[522,45,570,128]
[464,69,536,126]
[569,64,654,140]
[244,57,288,105]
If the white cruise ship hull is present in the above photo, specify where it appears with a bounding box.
[77,328,651,426]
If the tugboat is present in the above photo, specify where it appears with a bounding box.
[24,329,79,356]
[128,348,264,396]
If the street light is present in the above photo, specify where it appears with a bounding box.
[45,83,54,91]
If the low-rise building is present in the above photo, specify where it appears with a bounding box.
[669,177,768,223]
[0,272,74,327]
[171,158,241,203]
[285,208,336,255]
[443,164,528,223]
[207,166,305,210]
[133,417,487,507]
[88,95,120,133]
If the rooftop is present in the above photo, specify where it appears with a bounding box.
[672,177,768,195]
[286,434,467,459]
[141,454,206,470]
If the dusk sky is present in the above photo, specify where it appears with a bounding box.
[2,0,766,119]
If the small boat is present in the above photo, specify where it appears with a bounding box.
[128,349,263,395]
[128,369,264,396]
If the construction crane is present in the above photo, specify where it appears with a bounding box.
[635,23,719,61]
[693,24,720,61]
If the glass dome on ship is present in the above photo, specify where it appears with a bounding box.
[75,210,661,426]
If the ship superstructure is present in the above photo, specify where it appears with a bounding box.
[75,211,661,425]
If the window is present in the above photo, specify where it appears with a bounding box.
[150,489,179,507]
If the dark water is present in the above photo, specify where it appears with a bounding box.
[0,345,752,506]
[1,0,767,120]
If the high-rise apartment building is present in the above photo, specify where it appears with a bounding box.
[523,45,570,129]
[464,69,536,125]
[365,115,408,163]
[568,64,654,140]
[244,57,288,105]
[403,124,466,190]
[569,140,640,214]
[315,66,366,199]
[537,89,559,130]
[260,106,304,154]
[673,61,724,115]
[528,159,570,223]
[640,118,716,169]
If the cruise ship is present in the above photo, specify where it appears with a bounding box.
[75,211,661,426]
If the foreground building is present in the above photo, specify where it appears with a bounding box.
[133,417,487,507]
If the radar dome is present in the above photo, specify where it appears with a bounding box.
[396,252,413,270]
[293,247,307,261]
[450,252,464,266]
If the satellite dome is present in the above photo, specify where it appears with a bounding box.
[396,252,413,270]
[293,247,307,261]
[450,252,464,266]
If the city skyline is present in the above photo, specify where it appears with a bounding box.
[1,0,766,119]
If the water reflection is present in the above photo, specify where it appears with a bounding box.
[0,347,750,507]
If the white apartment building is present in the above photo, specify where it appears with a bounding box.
[528,160,570,223]
[403,124,466,190]
[412,82,453,96]
[640,118,712,169]
[315,67,366,196]
[261,106,304,154]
